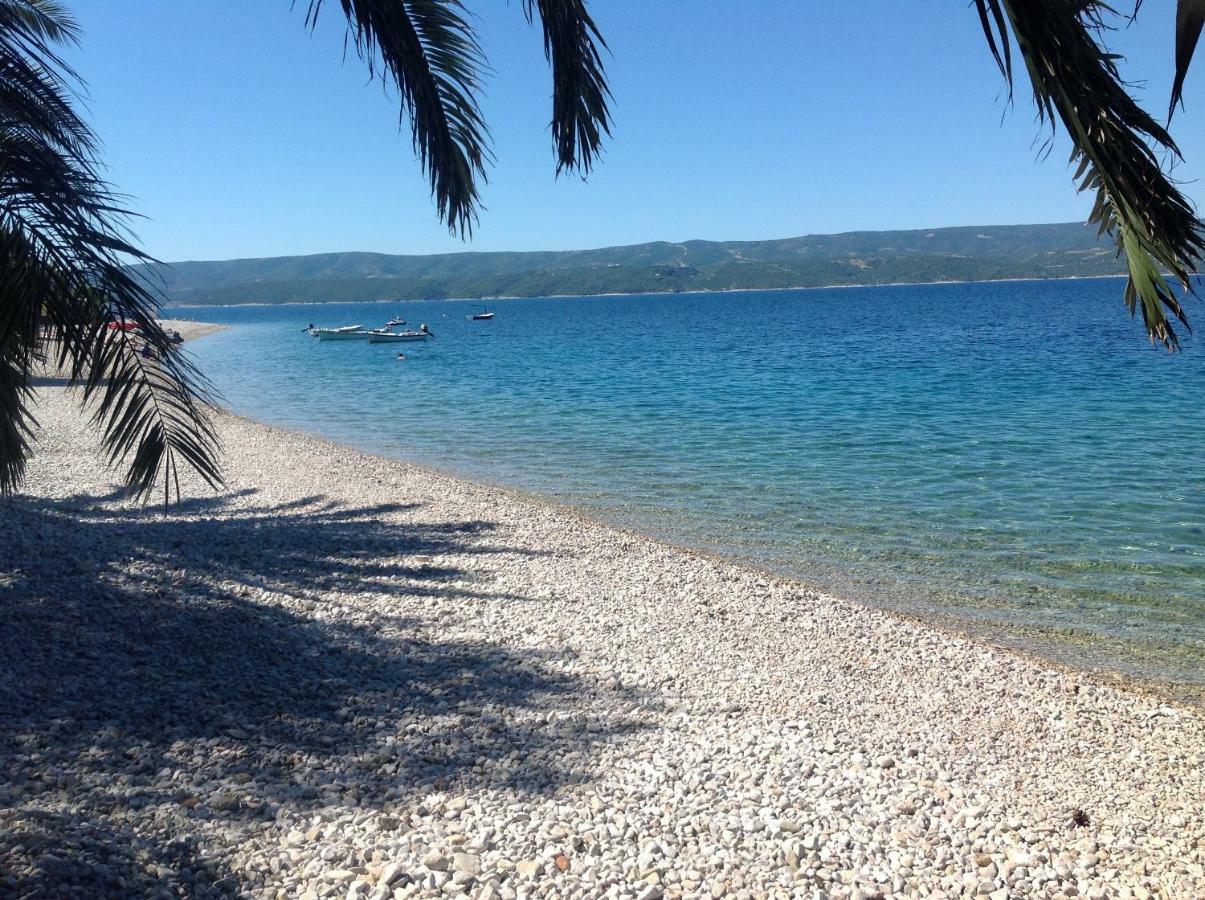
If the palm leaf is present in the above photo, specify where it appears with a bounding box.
[1171,0,1205,116]
[522,0,612,175]
[302,0,612,229]
[0,0,222,499]
[0,224,41,490]
[302,0,491,236]
[975,0,1205,349]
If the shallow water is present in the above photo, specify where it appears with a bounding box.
[183,279,1205,694]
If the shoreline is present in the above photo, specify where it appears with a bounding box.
[183,320,1201,708]
[224,404,1202,711]
[161,273,1132,310]
[6,320,1201,897]
[160,318,229,342]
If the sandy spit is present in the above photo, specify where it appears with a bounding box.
[160,317,228,343]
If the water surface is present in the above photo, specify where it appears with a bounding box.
[183,279,1205,697]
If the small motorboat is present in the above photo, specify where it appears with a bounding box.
[385,316,406,327]
[368,324,434,343]
[467,305,494,321]
[310,324,370,340]
[368,331,430,343]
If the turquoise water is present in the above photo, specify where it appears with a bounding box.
[183,279,1205,694]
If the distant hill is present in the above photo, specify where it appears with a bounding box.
[141,222,1126,306]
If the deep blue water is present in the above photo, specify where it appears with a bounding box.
[182,279,1205,692]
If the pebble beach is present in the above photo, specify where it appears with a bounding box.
[2,323,1202,899]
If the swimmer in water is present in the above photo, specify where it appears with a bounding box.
[396,353,406,360]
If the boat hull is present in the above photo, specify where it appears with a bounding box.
[367,332,430,343]
[314,330,371,340]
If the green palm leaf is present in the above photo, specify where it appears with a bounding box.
[522,0,612,174]
[0,0,221,500]
[975,0,1205,349]
[1171,0,1205,116]
[302,0,612,233]
[303,0,492,236]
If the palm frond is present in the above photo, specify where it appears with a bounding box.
[975,0,1205,349]
[303,0,491,236]
[0,0,222,499]
[1171,0,1205,116]
[0,0,80,53]
[0,225,41,490]
[522,0,612,175]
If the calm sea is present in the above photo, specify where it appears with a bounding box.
[182,278,1205,696]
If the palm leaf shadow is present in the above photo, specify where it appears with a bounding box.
[0,489,654,897]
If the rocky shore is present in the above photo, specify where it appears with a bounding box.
[2,333,1202,898]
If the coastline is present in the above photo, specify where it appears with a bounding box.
[160,273,1132,310]
[176,315,1205,708]
[226,403,1202,711]
[168,316,1205,705]
[4,325,1203,897]
[181,317,1201,706]
[160,318,229,342]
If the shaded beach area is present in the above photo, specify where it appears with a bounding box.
[2,327,1202,899]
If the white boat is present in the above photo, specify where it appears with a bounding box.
[367,329,432,343]
[385,317,406,327]
[467,306,494,320]
[311,324,371,340]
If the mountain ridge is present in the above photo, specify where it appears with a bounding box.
[140,222,1126,306]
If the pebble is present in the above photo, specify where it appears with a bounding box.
[1,377,1201,899]
[422,852,450,873]
[515,860,542,879]
[453,853,481,875]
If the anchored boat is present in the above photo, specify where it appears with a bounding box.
[367,324,434,343]
[308,324,370,340]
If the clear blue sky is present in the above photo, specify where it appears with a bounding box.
[65,0,1203,262]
